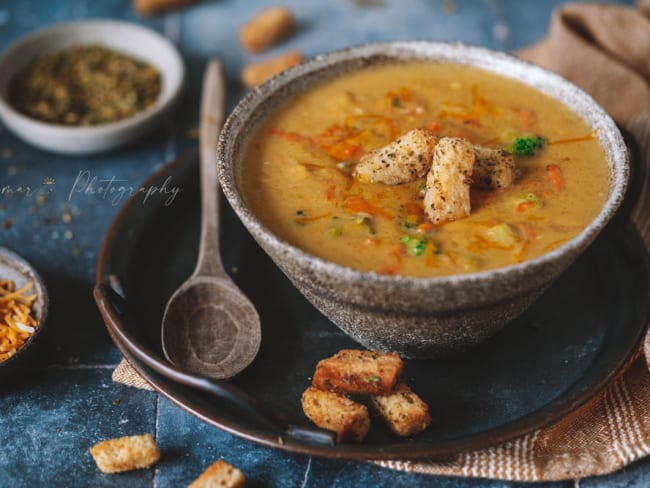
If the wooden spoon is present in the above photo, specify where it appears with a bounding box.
[161,60,261,380]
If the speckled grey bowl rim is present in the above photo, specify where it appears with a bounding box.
[217,41,629,292]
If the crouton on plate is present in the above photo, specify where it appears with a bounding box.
[301,386,371,443]
[312,349,403,396]
[370,383,432,437]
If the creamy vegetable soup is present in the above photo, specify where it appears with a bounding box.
[241,62,609,277]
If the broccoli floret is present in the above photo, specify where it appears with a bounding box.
[509,135,546,157]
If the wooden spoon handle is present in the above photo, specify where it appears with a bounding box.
[195,59,227,277]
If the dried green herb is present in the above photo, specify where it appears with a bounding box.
[10,45,161,126]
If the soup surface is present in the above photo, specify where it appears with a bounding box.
[241,62,609,277]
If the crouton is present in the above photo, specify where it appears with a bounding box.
[89,433,160,474]
[312,349,403,395]
[133,0,198,15]
[241,50,303,88]
[370,383,432,437]
[472,145,515,190]
[239,6,296,53]
[188,459,246,488]
[353,128,438,185]
[301,387,371,443]
[423,136,474,224]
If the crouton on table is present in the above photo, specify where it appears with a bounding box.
[188,459,246,488]
[89,433,160,474]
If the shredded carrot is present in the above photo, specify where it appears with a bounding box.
[514,241,530,263]
[544,239,569,252]
[404,201,424,218]
[427,122,441,133]
[0,280,38,362]
[515,201,537,213]
[425,240,437,267]
[548,130,598,145]
[325,184,336,201]
[342,195,393,219]
[379,262,401,275]
[365,237,380,246]
[294,213,332,224]
[463,119,482,127]
[516,223,538,242]
[268,127,312,144]
[546,164,564,191]
[388,244,405,259]
[511,107,536,129]
[471,84,497,116]
[417,222,436,233]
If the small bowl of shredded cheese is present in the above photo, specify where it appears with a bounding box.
[0,247,48,374]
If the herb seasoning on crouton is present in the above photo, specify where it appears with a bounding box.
[312,349,403,396]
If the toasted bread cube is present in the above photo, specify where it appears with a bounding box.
[354,128,438,185]
[133,0,198,15]
[472,145,515,190]
[424,137,474,224]
[301,387,370,443]
[370,383,432,437]
[89,433,160,474]
[312,349,403,396]
[188,459,246,488]
[241,50,303,88]
[239,6,295,53]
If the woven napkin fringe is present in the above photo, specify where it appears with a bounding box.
[112,358,154,391]
[376,356,650,482]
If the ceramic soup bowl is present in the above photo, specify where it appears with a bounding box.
[217,42,628,358]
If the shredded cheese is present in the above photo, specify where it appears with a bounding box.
[0,279,38,362]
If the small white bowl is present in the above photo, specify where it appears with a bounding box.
[0,20,185,155]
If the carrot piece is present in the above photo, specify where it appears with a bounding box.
[463,119,482,127]
[325,184,336,201]
[548,130,598,145]
[343,144,364,159]
[388,244,405,259]
[342,195,392,219]
[294,213,331,224]
[417,222,436,233]
[427,122,441,133]
[379,262,401,275]
[515,201,537,213]
[365,237,380,246]
[546,164,564,191]
[268,127,311,144]
[511,107,536,129]
[517,223,538,241]
[425,240,437,267]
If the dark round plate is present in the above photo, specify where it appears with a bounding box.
[96,150,648,460]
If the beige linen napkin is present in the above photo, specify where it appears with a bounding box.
[114,2,650,481]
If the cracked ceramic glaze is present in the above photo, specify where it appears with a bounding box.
[217,42,629,358]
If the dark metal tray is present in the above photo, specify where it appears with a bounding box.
[96,150,648,460]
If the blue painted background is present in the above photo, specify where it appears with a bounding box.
[0,0,646,486]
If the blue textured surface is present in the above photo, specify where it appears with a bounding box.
[0,0,647,486]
